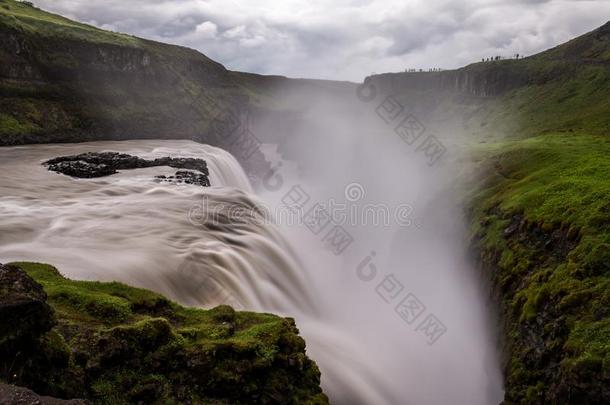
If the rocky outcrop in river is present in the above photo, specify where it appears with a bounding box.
[44,152,211,186]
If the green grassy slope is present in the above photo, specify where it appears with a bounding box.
[369,22,610,140]
[467,133,610,403]
[462,22,610,405]
[0,0,137,45]
[464,62,610,140]
[1,262,328,404]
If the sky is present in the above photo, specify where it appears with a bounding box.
[34,0,610,81]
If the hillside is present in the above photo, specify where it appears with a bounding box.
[367,20,610,405]
[367,21,610,140]
[0,0,236,143]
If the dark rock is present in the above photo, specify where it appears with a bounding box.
[158,157,209,174]
[503,222,519,236]
[46,161,116,178]
[45,152,147,172]
[0,264,55,350]
[43,152,210,186]
[503,214,524,237]
[209,305,236,323]
[0,383,88,405]
[155,170,210,187]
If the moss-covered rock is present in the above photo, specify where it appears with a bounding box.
[0,262,328,404]
[0,262,55,349]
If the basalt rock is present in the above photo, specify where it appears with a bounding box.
[155,170,210,187]
[44,152,210,186]
[45,160,117,178]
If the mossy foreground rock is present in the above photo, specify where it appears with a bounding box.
[0,261,54,349]
[0,262,328,404]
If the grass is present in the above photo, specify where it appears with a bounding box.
[461,62,610,140]
[0,112,38,135]
[461,38,610,403]
[0,0,226,62]
[5,262,327,404]
[467,133,610,403]
[471,133,610,230]
[13,261,288,347]
[453,29,610,403]
[0,0,137,46]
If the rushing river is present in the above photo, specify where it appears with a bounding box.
[0,139,503,404]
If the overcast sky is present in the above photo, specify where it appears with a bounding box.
[34,0,610,81]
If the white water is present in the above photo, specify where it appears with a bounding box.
[0,138,503,404]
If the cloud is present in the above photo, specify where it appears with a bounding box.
[223,25,246,39]
[195,21,217,39]
[32,0,610,81]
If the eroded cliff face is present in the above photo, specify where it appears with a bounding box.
[0,29,42,80]
[367,64,529,98]
[470,209,608,404]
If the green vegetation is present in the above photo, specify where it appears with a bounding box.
[453,22,610,405]
[0,262,328,404]
[467,132,610,403]
[470,133,610,230]
[0,0,608,402]
[465,62,610,140]
[0,0,137,46]
[0,111,38,135]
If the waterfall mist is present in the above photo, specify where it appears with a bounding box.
[247,81,504,404]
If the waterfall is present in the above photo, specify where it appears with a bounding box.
[0,138,503,405]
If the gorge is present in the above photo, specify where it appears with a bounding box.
[1,1,609,404]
